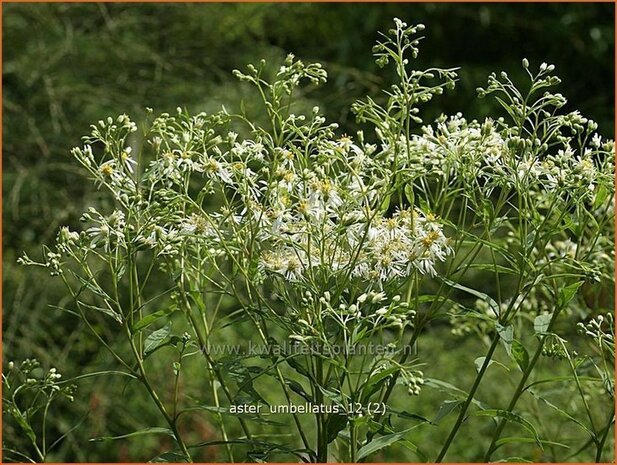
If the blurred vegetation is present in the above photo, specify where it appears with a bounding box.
[3,3,614,462]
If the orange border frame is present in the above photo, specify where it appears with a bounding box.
[0,1,615,464]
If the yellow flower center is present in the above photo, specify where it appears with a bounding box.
[422,231,441,248]
[100,164,114,176]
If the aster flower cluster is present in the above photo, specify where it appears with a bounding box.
[402,113,614,206]
[3,358,77,462]
[62,102,455,290]
[578,313,615,361]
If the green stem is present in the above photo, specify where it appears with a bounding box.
[374,185,510,430]
[316,357,327,462]
[435,334,501,462]
[26,408,46,462]
[210,368,234,462]
[181,299,253,439]
[595,406,614,463]
[41,398,51,459]
[125,327,193,462]
[484,302,565,460]
[198,307,234,462]
[239,304,312,452]
[484,333,547,460]
[371,325,421,424]
[350,419,358,463]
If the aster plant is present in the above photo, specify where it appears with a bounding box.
[12,19,614,463]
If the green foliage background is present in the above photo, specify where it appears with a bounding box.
[3,3,614,462]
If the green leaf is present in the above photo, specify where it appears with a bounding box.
[361,366,400,403]
[533,314,552,334]
[379,193,392,213]
[593,184,609,209]
[459,234,517,268]
[481,198,495,223]
[463,263,518,275]
[10,410,37,445]
[90,427,173,441]
[433,400,463,424]
[525,375,602,391]
[217,308,252,330]
[424,378,489,410]
[439,277,500,316]
[152,439,315,463]
[76,300,122,323]
[424,378,466,398]
[286,380,313,403]
[134,307,175,332]
[388,409,431,424]
[527,390,595,438]
[286,356,312,380]
[318,385,344,405]
[558,282,583,309]
[356,427,415,460]
[475,409,542,449]
[326,413,348,443]
[404,183,414,206]
[226,361,269,406]
[69,370,138,382]
[179,405,285,426]
[497,323,514,356]
[511,340,530,372]
[144,323,172,356]
[72,273,110,300]
[474,356,491,372]
[495,437,569,449]
[474,357,509,373]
